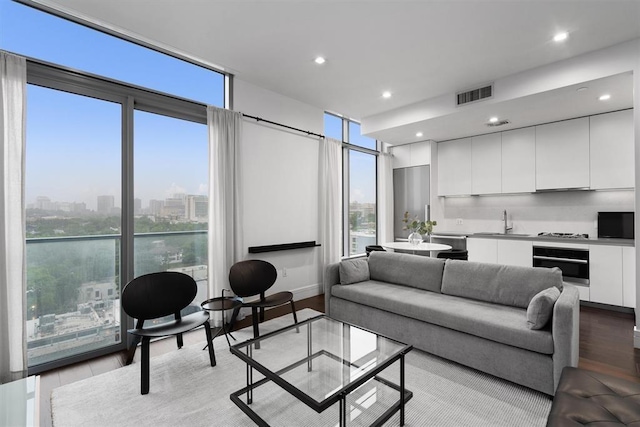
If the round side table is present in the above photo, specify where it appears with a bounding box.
[201,296,243,347]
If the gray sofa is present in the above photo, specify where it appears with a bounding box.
[324,251,580,396]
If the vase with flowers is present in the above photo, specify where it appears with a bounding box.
[402,211,437,246]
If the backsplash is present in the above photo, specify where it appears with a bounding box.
[434,190,634,236]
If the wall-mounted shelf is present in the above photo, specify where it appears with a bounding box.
[248,241,321,254]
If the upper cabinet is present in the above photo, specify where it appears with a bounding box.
[393,141,431,169]
[501,127,536,193]
[590,110,634,190]
[437,138,472,196]
[435,110,634,197]
[535,117,590,190]
[471,133,502,194]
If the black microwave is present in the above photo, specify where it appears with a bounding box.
[597,211,634,239]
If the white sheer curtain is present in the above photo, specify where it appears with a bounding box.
[378,145,394,245]
[207,106,243,323]
[0,51,27,384]
[319,137,342,270]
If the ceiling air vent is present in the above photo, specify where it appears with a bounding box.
[486,119,510,127]
[456,84,493,106]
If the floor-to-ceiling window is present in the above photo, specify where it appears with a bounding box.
[324,113,378,257]
[1,0,225,373]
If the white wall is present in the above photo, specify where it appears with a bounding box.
[233,79,324,300]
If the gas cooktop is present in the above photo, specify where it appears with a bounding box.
[537,232,589,239]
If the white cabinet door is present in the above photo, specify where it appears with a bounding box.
[502,127,536,193]
[590,109,634,189]
[589,245,623,306]
[437,138,472,196]
[392,144,411,169]
[471,133,502,195]
[535,117,590,190]
[622,246,636,308]
[467,238,498,264]
[497,239,532,267]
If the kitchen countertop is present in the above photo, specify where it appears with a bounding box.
[431,231,635,247]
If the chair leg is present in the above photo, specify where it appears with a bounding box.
[290,300,299,333]
[204,322,216,367]
[141,337,150,395]
[260,307,265,323]
[252,307,261,350]
[176,333,184,349]
[126,335,140,365]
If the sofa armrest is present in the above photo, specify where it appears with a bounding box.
[323,262,341,317]
[552,284,580,393]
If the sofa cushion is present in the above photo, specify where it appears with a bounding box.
[441,260,563,309]
[527,287,561,330]
[331,280,554,354]
[339,258,370,285]
[368,251,445,293]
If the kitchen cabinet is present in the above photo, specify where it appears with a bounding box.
[589,245,624,306]
[501,127,536,193]
[467,238,497,263]
[437,138,472,196]
[535,117,590,190]
[497,239,532,267]
[622,246,636,308]
[471,133,502,194]
[590,109,634,190]
[393,141,431,169]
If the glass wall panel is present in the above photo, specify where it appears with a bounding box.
[25,85,122,367]
[324,113,343,141]
[348,122,376,150]
[348,151,377,256]
[133,111,209,309]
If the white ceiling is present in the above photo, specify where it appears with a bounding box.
[36,0,640,143]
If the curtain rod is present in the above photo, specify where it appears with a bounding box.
[241,113,381,155]
[242,113,324,139]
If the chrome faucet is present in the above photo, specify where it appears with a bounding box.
[503,210,513,234]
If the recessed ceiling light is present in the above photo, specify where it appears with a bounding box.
[489,117,499,123]
[599,94,611,101]
[382,91,392,99]
[576,87,589,92]
[314,56,326,65]
[553,32,568,42]
[416,132,423,137]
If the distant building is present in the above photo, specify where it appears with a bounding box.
[134,198,142,215]
[149,199,164,216]
[185,195,208,221]
[36,196,53,210]
[97,195,115,214]
[350,231,376,255]
[163,197,185,219]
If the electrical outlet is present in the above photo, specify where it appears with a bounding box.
[456,218,463,225]
[282,268,287,277]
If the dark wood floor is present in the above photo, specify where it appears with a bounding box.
[37,296,640,426]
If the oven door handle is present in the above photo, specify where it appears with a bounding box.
[533,255,588,264]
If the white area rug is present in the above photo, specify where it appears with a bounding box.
[51,309,552,426]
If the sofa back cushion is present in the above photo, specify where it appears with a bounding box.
[441,260,563,309]
[368,251,445,293]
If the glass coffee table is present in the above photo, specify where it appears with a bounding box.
[230,315,413,426]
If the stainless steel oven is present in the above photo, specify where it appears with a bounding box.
[533,246,589,285]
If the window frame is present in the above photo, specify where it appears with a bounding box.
[24,58,224,374]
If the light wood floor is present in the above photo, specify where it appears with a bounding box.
[37,296,640,427]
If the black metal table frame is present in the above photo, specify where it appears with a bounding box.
[230,316,413,427]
